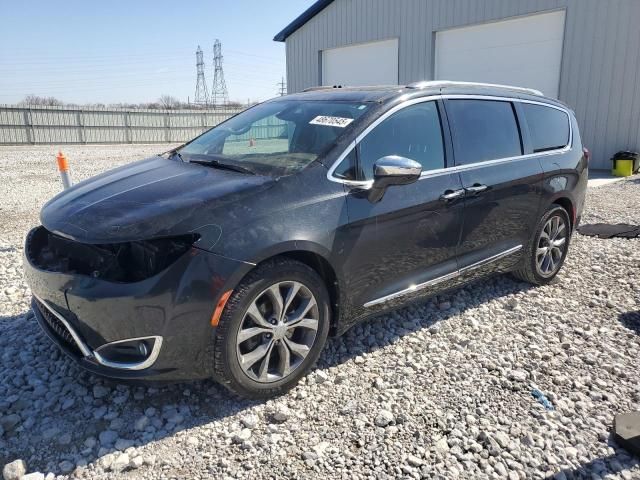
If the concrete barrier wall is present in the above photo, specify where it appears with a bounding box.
[0,105,246,145]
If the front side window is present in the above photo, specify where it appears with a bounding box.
[355,101,445,181]
[180,100,371,177]
[447,99,522,165]
[522,103,570,153]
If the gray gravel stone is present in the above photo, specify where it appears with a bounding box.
[57,461,74,475]
[1,147,639,479]
[2,459,26,480]
[374,409,395,427]
[129,456,144,469]
[241,414,258,429]
[134,416,149,431]
[98,430,118,446]
[270,407,291,423]
[21,473,45,480]
[114,438,134,451]
[92,386,109,399]
[231,428,252,444]
[111,453,130,472]
[1,415,20,432]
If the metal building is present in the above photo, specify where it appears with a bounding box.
[274,0,640,169]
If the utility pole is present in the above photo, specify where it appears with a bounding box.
[211,39,229,107]
[194,46,209,105]
[277,77,287,96]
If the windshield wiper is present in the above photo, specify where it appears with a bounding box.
[188,159,255,175]
[167,150,185,162]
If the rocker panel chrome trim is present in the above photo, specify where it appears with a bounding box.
[363,245,523,308]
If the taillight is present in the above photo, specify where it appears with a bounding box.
[583,147,590,164]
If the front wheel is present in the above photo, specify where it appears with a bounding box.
[211,258,330,399]
[513,205,571,285]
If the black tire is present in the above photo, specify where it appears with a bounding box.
[512,204,571,285]
[211,257,330,399]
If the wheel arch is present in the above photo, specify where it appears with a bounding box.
[244,242,342,334]
[551,196,576,229]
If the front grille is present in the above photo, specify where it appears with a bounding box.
[34,299,82,357]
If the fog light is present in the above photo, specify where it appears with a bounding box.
[93,336,162,370]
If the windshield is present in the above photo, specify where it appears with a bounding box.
[178,100,371,176]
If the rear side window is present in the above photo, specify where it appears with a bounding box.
[522,103,570,153]
[447,100,522,165]
[357,101,445,180]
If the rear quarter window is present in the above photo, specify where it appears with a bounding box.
[522,103,570,153]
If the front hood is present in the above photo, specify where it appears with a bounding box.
[41,156,273,245]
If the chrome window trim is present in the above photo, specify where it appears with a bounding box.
[33,292,163,371]
[326,94,573,187]
[363,244,522,308]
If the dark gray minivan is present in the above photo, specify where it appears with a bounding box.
[25,81,588,398]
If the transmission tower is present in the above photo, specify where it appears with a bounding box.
[211,39,229,106]
[277,77,287,96]
[194,46,209,105]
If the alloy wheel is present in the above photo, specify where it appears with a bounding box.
[536,214,568,277]
[236,281,319,383]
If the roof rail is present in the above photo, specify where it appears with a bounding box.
[302,85,343,92]
[406,80,544,96]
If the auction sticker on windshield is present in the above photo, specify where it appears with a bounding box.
[309,116,354,128]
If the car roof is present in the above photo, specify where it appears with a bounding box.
[276,81,569,110]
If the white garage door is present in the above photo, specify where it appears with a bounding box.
[435,11,566,98]
[322,38,398,87]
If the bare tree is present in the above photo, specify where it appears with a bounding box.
[14,94,250,110]
[159,95,181,110]
[20,94,63,106]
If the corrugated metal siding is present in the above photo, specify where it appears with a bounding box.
[285,0,640,169]
[0,106,245,146]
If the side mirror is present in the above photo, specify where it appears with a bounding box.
[368,155,422,203]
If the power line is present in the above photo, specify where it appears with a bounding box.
[194,45,209,105]
[2,48,283,64]
[277,77,287,96]
[211,39,229,106]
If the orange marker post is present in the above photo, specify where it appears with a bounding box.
[56,151,72,189]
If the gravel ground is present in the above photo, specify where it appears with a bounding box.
[1,145,639,480]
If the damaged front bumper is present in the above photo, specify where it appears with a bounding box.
[23,226,251,381]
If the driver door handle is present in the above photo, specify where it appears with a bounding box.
[440,189,466,201]
[465,184,488,195]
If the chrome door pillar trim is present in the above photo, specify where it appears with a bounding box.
[363,244,522,308]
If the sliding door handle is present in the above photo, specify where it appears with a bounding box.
[440,189,466,201]
[465,184,488,195]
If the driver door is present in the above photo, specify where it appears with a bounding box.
[336,100,465,313]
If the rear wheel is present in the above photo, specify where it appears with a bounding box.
[211,258,330,399]
[513,205,571,285]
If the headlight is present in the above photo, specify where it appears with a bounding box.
[27,227,198,283]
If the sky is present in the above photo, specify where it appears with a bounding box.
[0,0,316,105]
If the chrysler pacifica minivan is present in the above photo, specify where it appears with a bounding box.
[24,81,588,398]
